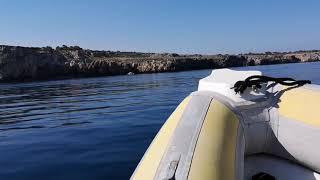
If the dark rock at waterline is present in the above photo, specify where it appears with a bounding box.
[0,45,319,82]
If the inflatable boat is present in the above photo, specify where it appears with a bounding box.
[131,69,320,180]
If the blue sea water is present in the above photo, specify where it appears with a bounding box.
[0,62,320,180]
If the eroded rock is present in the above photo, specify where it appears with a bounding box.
[0,45,319,82]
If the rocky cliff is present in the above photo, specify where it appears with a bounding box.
[0,45,319,82]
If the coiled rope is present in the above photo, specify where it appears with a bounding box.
[231,75,311,94]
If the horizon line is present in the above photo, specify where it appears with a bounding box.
[1,43,319,56]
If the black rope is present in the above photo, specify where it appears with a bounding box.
[231,75,311,94]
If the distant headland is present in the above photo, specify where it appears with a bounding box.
[0,45,319,82]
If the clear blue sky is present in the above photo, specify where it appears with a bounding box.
[0,0,319,54]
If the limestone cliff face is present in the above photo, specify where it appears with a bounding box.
[0,45,319,82]
[0,46,67,81]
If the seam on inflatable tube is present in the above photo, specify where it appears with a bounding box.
[193,91,248,150]
[185,98,215,179]
[130,94,192,180]
[190,91,245,180]
[154,93,212,179]
[180,95,214,179]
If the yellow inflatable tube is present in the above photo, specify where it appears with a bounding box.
[131,69,320,180]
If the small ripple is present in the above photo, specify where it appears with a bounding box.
[60,121,92,127]
[0,125,45,131]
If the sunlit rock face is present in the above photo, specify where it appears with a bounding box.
[0,45,319,82]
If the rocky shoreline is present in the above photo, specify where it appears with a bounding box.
[0,45,319,82]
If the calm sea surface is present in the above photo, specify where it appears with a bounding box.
[1,62,320,180]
